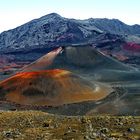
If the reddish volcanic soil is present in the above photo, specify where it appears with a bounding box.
[113,54,128,61]
[0,62,28,73]
[0,69,112,106]
[123,42,140,52]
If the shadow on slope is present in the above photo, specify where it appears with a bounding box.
[22,45,140,82]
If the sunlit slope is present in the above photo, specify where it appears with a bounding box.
[22,47,62,72]
[0,69,112,106]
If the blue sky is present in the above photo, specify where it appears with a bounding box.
[0,0,140,32]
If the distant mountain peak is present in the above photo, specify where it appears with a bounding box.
[47,13,61,17]
[0,13,140,55]
[40,13,62,19]
[34,13,64,25]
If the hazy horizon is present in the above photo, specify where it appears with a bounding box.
[0,0,140,33]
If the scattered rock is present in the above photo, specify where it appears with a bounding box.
[89,132,97,139]
[81,118,87,123]
[127,128,135,133]
[100,127,109,133]
[0,112,139,140]
[3,131,12,138]
[2,130,21,138]
[72,129,77,133]
[92,132,97,137]
[118,122,123,126]
[42,122,50,127]
[84,135,90,140]
[63,133,68,136]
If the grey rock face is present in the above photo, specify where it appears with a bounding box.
[88,18,140,35]
[0,13,139,54]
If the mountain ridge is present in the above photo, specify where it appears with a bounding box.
[0,13,140,66]
[1,13,140,34]
[0,12,140,54]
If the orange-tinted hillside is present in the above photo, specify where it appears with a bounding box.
[0,69,112,106]
[22,47,62,72]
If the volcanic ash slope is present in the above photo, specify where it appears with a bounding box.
[0,69,112,106]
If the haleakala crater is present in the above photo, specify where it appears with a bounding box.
[0,45,140,116]
[0,0,140,138]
